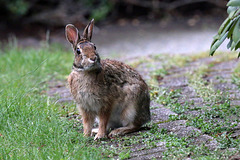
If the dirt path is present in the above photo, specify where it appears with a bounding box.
[48,53,240,159]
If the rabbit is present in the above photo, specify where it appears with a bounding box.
[65,19,151,140]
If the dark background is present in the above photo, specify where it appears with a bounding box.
[0,0,228,31]
[0,0,228,49]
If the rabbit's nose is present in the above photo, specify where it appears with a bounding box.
[90,57,96,62]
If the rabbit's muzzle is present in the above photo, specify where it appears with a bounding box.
[73,53,101,72]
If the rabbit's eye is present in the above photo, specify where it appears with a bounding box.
[76,48,81,55]
[94,46,96,50]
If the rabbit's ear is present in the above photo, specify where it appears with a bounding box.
[65,24,79,45]
[83,19,94,41]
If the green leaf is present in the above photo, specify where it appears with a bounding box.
[227,6,238,15]
[211,35,220,47]
[234,39,240,50]
[213,34,220,40]
[238,52,240,58]
[229,8,239,19]
[231,41,236,50]
[210,32,228,56]
[232,18,240,42]
[228,20,237,38]
[218,19,234,39]
[227,39,233,49]
[218,17,231,35]
[227,0,240,7]
[212,19,235,49]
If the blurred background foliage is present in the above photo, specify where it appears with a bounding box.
[1,0,30,17]
[0,0,227,27]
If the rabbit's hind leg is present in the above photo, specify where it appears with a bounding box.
[108,124,140,137]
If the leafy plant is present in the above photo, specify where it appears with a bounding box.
[210,0,240,57]
[1,0,30,17]
[83,0,114,22]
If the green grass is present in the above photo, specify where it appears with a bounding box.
[1,44,240,159]
[148,52,240,159]
[108,51,239,159]
[0,45,107,159]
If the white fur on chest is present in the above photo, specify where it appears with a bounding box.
[71,71,103,113]
[76,91,102,113]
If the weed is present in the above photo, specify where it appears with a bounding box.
[150,87,181,106]
[149,52,240,159]
[118,150,131,160]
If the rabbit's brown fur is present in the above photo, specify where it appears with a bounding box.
[65,19,151,140]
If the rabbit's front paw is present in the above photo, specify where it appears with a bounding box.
[91,128,98,136]
[94,132,107,140]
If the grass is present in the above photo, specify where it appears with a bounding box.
[187,64,224,103]
[148,52,240,159]
[1,43,240,159]
[0,44,108,159]
[94,51,240,159]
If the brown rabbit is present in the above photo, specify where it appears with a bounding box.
[65,19,151,140]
